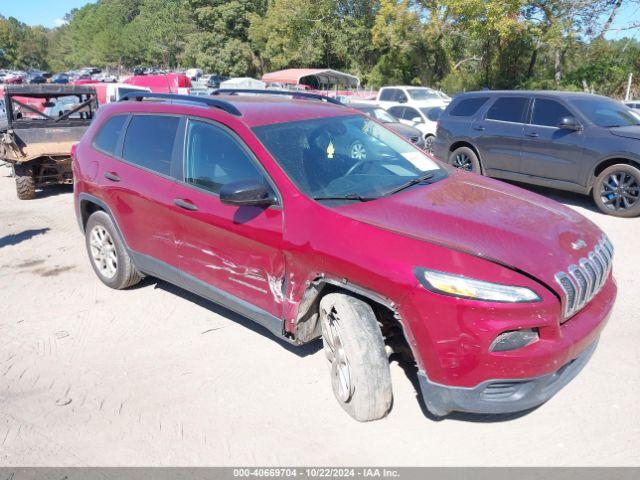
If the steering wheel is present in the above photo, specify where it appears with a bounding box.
[344,159,379,177]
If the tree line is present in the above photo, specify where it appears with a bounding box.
[1,0,639,96]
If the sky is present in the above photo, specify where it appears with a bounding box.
[1,0,639,40]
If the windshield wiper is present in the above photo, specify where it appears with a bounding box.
[385,172,436,196]
[312,193,379,202]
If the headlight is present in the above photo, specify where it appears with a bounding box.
[415,267,541,303]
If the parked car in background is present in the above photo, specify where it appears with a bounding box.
[351,103,425,149]
[377,86,449,110]
[26,73,47,84]
[73,91,615,422]
[4,72,24,84]
[387,104,443,153]
[52,73,70,84]
[124,73,191,94]
[206,74,228,89]
[434,91,640,217]
[624,100,640,112]
[91,83,151,104]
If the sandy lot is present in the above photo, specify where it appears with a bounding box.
[0,168,638,466]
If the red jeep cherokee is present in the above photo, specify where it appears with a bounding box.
[73,91,616,421]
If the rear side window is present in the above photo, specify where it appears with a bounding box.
[93,115,127,156]
[486,97,528,123]
[531,99,573,127]
[449,97,489,117]
[122,115,180,176]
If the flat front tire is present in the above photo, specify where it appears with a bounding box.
[85,211,143,289]
[319,293,392,422]
[592,164,640,217]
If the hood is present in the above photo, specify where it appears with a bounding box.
[385,122,422,138]
[609,125,640,140]
[337,171,604,291]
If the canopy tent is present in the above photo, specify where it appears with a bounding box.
[261,69,360,88]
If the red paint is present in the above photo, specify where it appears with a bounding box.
[122,73,191,94]
[74,96,616,390]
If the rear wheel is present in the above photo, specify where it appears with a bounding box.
[319,293,392,422]
[592,164,640,217]
[85,211,143,289]
[14,166,36,200]
[449,146,481,173]
[424,135,435,154]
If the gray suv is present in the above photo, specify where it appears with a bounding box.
[433,91,640,217]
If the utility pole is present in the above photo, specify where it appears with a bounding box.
[626,72,633,101]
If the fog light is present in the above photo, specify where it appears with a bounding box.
[489,329,539,352]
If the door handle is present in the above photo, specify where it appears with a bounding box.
[473,125,485,131]
[104,171,120,182]
[174,198,198,211]
[526,132,539,138]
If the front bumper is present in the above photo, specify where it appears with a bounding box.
[418,339,598,417]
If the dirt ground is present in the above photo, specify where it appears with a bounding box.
[0,167,638,467]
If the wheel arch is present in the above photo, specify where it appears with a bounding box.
[294,276,420,366]
[591,157,640,190]
[77,194,129,250]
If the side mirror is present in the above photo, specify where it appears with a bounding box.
[558,116,581,131]
[219,179,275,207]
[411,116,423,124]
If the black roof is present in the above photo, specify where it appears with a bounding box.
[4,84,98,97]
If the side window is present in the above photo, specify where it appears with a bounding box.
[184,120,265,194]
[387,106,404,119]
[379,89,394,101]
[531,99,573,127]
[93,115,127,156]
[426,107,443,122]
[396,90,408,103]
[122,115,180,176]
[403,107,420,121]
[449,97,489,117]
[486,97,528,123]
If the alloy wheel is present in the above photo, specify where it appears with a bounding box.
[452,152,473,171]
[350,142,367,160]
[600,171,640,212]
[89,225,118,279]
[425,136,435,154]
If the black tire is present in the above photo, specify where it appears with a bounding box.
[85,211,143,289]
[424,135,435,154]
[319,293,392,422]
[592,164,640,218]
[14,168,36,200]
[449,146,481,174]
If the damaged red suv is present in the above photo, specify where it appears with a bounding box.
[73,91,616,421]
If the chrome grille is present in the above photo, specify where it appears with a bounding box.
[555,236,613,322]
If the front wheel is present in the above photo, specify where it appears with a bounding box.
[319,293,392,422]
[592,164,640,217]
[449,146,481,173]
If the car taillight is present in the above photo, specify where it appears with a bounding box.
[70,143,78,161]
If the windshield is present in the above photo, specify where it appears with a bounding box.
[407,88,440,101]
[571,97,640,128]
[253,114,444,201]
